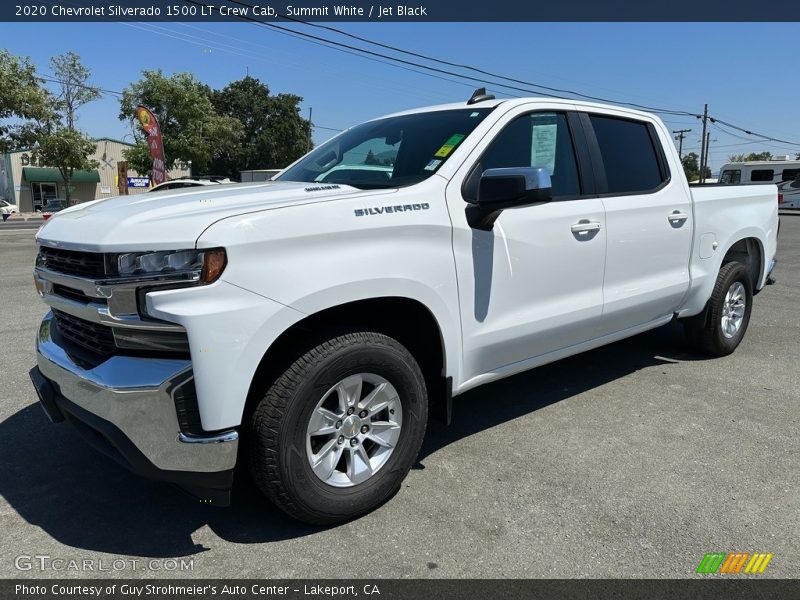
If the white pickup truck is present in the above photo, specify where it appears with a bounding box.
[30,90,778,524]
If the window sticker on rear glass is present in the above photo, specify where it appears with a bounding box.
[434,133,466,158]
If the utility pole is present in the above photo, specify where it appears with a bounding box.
[306,107,313,153]
[699,104,709,183]
[703,131,714,181]
[673,129,692,159]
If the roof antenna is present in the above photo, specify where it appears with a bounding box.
[467,87,495,105]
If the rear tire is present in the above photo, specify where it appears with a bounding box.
[249,330,428,524]
[683,261,753,356]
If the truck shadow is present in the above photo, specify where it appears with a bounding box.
[0,321,704,558]
[419,320,703,463]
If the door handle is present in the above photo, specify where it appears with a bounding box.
[571,220,602,234]
[668,211,690,223]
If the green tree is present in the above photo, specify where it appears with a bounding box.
[210,76,310,177]
[0,50,51,152]
[681,152,711,182]
[119,70,242,176]
[27,52,100,206]
[728,151,772,162]
[29,129,98,204]
[50,52,101,129]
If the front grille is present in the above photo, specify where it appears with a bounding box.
[53,284,106,304]
[39,246,108,278]
[53,310,116,358]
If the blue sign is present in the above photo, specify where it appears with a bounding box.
[127,177,150,188]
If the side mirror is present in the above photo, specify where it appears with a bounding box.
[467,167,552,230]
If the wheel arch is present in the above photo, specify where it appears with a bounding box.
[720,235,765,292]
[242,295,453,428]
[679,228,768,318]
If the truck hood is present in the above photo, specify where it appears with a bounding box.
[36,181,368,252]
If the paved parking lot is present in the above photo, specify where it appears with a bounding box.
[0,216,798,579]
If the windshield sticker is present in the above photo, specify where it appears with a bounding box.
[470,112,480,117]
[434,133,466,158]
[424,159,443,171]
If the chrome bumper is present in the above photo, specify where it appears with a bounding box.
[35,312,238,475]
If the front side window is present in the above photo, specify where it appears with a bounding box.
[465,112,581,200]
[277,108,493,189]
[589,115,666,195]
[750,169,774,182]
[720,169,742,184]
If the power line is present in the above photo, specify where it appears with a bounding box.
[269,8,700,117]
[36,73,121,97]
[39,11,800,154]
[139,21,477,103]
[190,0,703,116]
[174,23,467,104]
[710,118,800,147]
[184,0,553,101]
[314,125,344,132]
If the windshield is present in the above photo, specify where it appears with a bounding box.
[276,107,494,189]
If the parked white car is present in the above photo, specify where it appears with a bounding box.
[30,91,778,523]
[0,200,19,214]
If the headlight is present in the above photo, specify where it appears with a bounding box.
[115,248,226,283]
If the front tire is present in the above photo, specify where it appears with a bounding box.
[249,331,428,524]
[683,261,753,356]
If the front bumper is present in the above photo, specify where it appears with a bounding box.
[32,312,238,505]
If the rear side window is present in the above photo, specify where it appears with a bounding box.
[720,169,741,184]
[589,115,666,195]
[750,169,774,182]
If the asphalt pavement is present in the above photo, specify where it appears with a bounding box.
[0,216,797,579]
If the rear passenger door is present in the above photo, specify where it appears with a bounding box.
[583,111,693,336]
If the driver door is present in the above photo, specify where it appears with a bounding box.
[445,106,607,384]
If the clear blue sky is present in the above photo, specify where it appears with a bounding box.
[2,22,799,172]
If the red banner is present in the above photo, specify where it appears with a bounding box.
[134,105,167,186]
